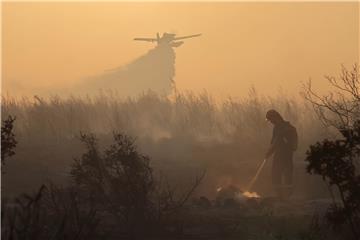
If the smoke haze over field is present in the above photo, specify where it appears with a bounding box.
[2,2,359,98]
[76,45,176,96]
[2,91,328,198]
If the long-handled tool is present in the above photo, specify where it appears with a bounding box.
[246,158,267,191]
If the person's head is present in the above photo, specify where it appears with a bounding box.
[266,109,284,125]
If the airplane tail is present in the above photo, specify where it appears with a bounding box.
[156,32,160,43]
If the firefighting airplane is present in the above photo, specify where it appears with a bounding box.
[134,32,201,47]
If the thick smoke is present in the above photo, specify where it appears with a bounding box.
[79,45,176,96]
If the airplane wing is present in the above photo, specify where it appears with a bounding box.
[133,38,157,42]
[174,34,201,41]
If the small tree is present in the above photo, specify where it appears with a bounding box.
[71,132,204,237]
[305,125,360,239]
[1,115,17,167]
[303,64,360,240]
[71,133,154,233]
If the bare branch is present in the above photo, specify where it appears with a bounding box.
[302,65,360,129]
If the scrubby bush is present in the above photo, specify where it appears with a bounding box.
[71,133,154,233]
[1,115,17,167]
[70,132,204,237]
[304,65,360,240]
[306,125,360,239]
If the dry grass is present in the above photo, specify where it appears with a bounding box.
[2,90,329,198]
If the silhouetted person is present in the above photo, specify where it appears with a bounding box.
[265,109,298,200]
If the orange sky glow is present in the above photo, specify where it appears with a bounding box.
[2,2,359,98]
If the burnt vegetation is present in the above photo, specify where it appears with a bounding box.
[1,184,100,240]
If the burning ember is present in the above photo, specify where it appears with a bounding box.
[242,191,260,198]
[216,185,260,206]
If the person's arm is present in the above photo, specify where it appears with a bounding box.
[265,143,275,159]
[265,127,276,159]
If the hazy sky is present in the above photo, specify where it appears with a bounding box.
[2,2,359,98]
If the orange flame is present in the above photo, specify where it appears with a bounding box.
[243,191,260,198]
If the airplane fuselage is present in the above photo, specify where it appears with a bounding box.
[157,33,183,47]
[134,32,200,48]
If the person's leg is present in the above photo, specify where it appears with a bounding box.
[282,156,293,199]
[272,159,283,199]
